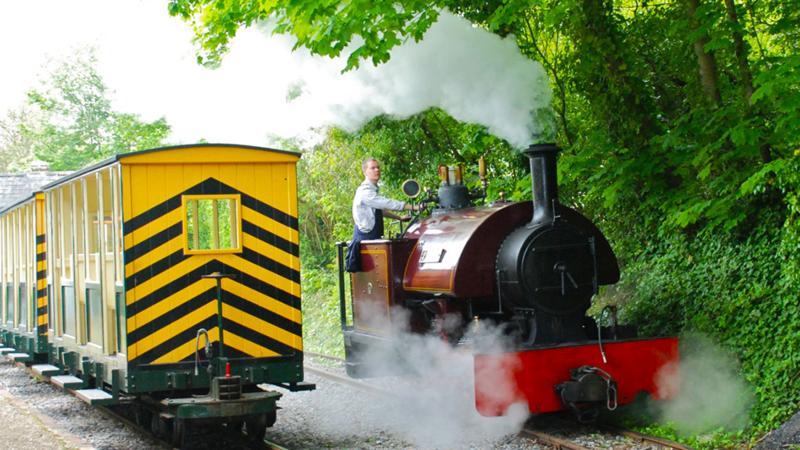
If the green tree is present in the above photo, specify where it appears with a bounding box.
[0,106,37,172]
[25,48,171,170]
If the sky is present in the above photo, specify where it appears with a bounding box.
[0,1,553,151]
[0,0,321,146]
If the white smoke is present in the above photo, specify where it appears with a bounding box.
[653,332,753,435]
[341,307,529,448]
[265,11,554,149]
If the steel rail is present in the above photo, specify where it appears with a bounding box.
[303,364,394,397]
[304,351,345,364]
[601,424,695,450]
[519,427,593,450]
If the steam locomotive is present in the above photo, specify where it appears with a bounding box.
[337,143,678,420]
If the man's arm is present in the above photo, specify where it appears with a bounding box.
[361,185,406,211]
[384,203,420,221]
[384,210,407,221]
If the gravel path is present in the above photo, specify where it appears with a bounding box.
[0,359,160,450]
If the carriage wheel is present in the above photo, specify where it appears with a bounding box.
[134,406,152,428]
[244,413,268,442]
[172,418,189,449]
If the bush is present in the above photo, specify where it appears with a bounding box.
[618,209,800,437]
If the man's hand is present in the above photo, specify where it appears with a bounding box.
[400,215,412,222]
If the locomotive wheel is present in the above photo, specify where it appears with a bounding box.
[244,413,268,442]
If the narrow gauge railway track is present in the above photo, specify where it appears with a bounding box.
[521,425,693,450]
[521,414,694,450]
[305,353,693,450]
[599,424,694,450]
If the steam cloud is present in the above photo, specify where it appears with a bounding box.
[269,11,554,149]
[653,332,754,435]
[328,303,528,448]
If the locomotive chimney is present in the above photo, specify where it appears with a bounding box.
[524,143,560,225]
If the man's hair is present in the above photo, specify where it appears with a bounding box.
[362,157,378,172]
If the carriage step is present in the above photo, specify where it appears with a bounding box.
[7,352,31,362]
[51,375,83,390]
[32,364,62,377]
[74,389,115,405]
[0,347,15,354]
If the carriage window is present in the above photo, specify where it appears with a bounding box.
[182,195,241,254]
[62,284,76,337]
[18,283,27,330]
[5,285,13,326]
[115,288,126,354]
[86,285,103,347]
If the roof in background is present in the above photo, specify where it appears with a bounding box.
[0,171,70,210]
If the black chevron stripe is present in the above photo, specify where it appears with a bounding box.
[239,246,300,284]
[124,222,183,263]
[126,241,299,305]
[36,234,45,244]
[129,314,297,366]
[127,282,303,349]
[126,258,301,318]
[240,194,298,231]
[127,287,216,345]
[225,319,297,356]
[183,177,238,196]
[218,260,300,310]
[124,195,182,235]
[123,178,299,236]
[223,288,302,337]
[124,249,188,291]
[130,315,216,367]
[242,220,299,257]
[126,261,221,316]
[127,287,303,359]
[135,347,253,370]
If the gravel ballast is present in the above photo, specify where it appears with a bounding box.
[1,354,664,449]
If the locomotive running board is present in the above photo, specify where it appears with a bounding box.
[473,337,679,416]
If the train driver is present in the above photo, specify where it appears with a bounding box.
[345,157,416,272]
